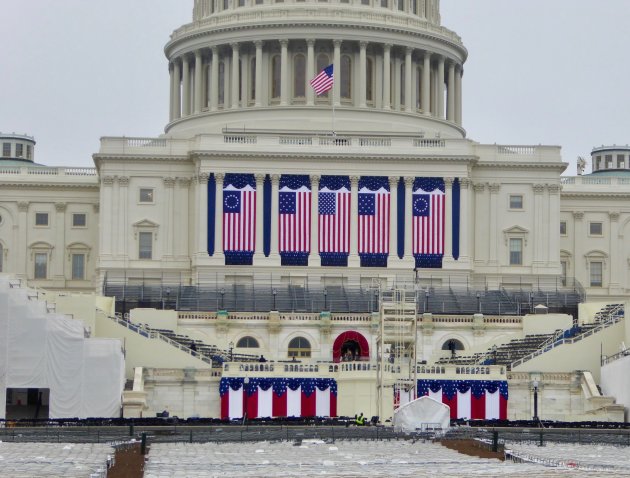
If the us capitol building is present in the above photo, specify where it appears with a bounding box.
[1,0,630,422]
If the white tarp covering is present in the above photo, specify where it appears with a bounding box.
[393,396,451,433]
[0,278,125,419]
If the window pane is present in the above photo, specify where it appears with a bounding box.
[366,58,373,101]
[139,232,153,259]
[509,195,523,209]
[16,144,24,158]
[73,213,87,227]
[72,254,85,280]
[294,54,306,98]
[35,213,48,226]
[589,222,602,235]
[237,336,260,348]
[590,262,602,287]
[560,221,566,235]
[34,253,47,279]
[139,189,154,203]
[2,143,10,157]
[341,56,351,99]
[509,238,522,265]
[271,55,281,99]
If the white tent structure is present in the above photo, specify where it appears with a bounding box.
[0,277,125,419]
[393,396,451,433]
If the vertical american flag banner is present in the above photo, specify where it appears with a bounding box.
[319,176,351,267]
[223,173,256,265]
[358,176,390,267]
[220,378,337,419]
[417,380,508,420]
[413,177,445,268]
[279,175,311,266]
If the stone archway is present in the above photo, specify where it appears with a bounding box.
[332,331,370,362]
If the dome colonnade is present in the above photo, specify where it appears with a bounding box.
[165,0,466,132]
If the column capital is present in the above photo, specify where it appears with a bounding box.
[279,39,288,47]
[310,174,321,184]
[388,176,399,188]
[437,55,445,65]
[55,202,67,212]
[102,175,115,186]
[163,177,176,188]
[384,43,392,52]
[404,176,414,187]
[423,51,432,61]
[17,201,29,212]
[255,173,266,183]
[572,211,584,220]
[473,182,485,193]
[230,42,240,51]
[444,177,454,188]
[117,176,130,187]
[254,40,264,48]
[333,39,342,48]
[532,184,545,194]
[405,46,413,55]
[488,183,500,194]
[609,211,620,221]
[350,175,360,187]
[177,177,192,187]
[211,46,219,55]
[213,172,224,183]
[198,172,210,184]
[460,178,471,189]
[93,203,100,213]
[271,174,280,185]
[306,39,315,47]
[359,41,368,49]
[195,49,203,59]
[547,184,561,195]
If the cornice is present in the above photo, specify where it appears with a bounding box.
[474,162,567,171]
[93,155,191,163]
[0,181,99,190]
[561,191,630,199]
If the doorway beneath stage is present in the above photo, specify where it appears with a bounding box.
[5,388,50,420]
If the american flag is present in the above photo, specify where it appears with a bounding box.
[358,177,390,255]
[310,64,334,95]
[413,178,445,256]
[223,174,256,253]
[279,175,311,253]
[319,176,350,254]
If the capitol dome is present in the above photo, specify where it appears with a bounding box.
[164,0,467,138]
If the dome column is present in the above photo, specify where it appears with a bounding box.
[255,41,263,107]
[383,44,392,110]
[306,40,315,106]
[333,40,341,107]
[359,41,367,108]
[422,53,431,115]
[447,61,455,122]
[437,56,445,119]
[173,59,182,119]
[231,43,240,109]
[194,50,204,114]
[280,40,289,106]
[210,47,219,111]
[405,48,413,112]
[182,55,191,116]
[455,64,463,125]
[169,62,175,122]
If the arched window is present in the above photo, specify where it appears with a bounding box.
[271,55,281,99]
[316,54,331,99]
[218,61,225,106]
[288,337,311,357]
[441,339,464,351]
[238,59,243,102]
[340,55,352,100]
[415,65,422,109]
[237,336,259,348]
[293,54,306,99]
[366,57,374,102]
[250,57,256,103]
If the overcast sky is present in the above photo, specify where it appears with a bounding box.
[2,1,629,173]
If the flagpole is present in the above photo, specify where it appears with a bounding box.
[332,73,336,135]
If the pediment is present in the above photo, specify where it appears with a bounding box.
[132,219,159,229]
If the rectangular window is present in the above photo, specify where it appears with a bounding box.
[561,261,567,286]
[71,254,85,280]
[590,262,603,287]
[72,213,87,227]
[618,154,625,169]
[509,195,523,209]
[35,212,49,226]
[605,154,613,169]
[509,238,522,265]
[26,145,32,159]
[560,221,567,236]
[15,144,24,158]
[139,188,154,203]
[139,232,153,259]
[2,143,10,157]
[589,222,603,236]
[34,253,47,279]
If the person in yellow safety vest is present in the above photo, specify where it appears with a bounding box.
[355,413,366,425]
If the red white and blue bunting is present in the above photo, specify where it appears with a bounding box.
[220,377,337,419]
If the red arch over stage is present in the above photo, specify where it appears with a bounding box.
[332,331,370,362]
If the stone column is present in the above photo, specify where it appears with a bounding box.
[455,64,463,125]
[459,178,471,264]
[241,51,249,108]
[573,211,585,285]
[213,173,223,257]
[255,41,263,107]
[359,41,367,108]
[404,176,414,260]
[164,177,176,258]
[443,178,453,262]
[100,177,114,257]
[254,174,265,263]
[533,184,545,269]
[211,47,219,111]
[437,56,445,119]
[182,55,191,116]
[447,61,455,121]
[473,183,487,264]
[383,44,391,110]
[176,178,191,259]
[116,177,129,259]
[231,43,240,109]
[169,62,175,121]
[349,175,360,266]
[54,202,66,283]
[174,59,182,119]
[306,39,315,106]
[609,211,620,291]
[196,173,210,259]
[548,184,561,269]
[405,47,413,112]
[422,53,431,115]
[333,40,341,107]
[17,202,28,280]
[270,174,280,258]
[280,40,289,106]
[488,183,500,265]
[389,177,399,260]
[194,50,204,114]
[309,175,321,266]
